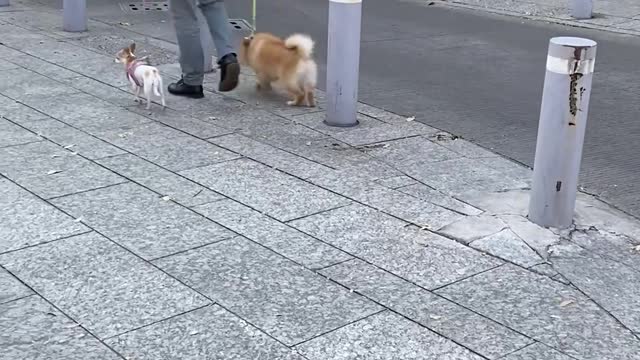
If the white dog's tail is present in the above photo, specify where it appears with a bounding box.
[152,69,162,97]
[285,34,314,59]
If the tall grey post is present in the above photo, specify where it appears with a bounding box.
[63,0,87,32]
[569,0,593,19]
[196,10,215,73]
[529,37,597,228]
[0,0,9,8]
[325,0,362,127]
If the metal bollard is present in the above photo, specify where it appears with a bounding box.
[196,10,215,73]
[63,0,87,32]
[569,0,593,19]
[325,0,362,127]
[528,37,597,228]
[0,0,9,8]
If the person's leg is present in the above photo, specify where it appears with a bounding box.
[168,0,205,97]
[198,0,240,92]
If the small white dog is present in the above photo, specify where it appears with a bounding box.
[115,43,165,110]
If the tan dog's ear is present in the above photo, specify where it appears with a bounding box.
[128,42,136,54]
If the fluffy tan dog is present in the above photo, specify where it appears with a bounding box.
[239,32,317,107]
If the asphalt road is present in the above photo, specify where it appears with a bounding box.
[44,0,640,218]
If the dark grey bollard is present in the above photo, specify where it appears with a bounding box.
[325,0,362,127]
[529,37,597,228]
[63,0,87,32]
[570,0,593,19]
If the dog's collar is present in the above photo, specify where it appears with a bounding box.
[126,60,143,87]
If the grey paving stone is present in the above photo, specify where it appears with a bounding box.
[0,232,210,339]
[529,263,559,278]
[296,311,484,360]
[0,94,49,124]
[333,123,437,147]
[21,92,152,133]
[210,133,334,180]
[108,304,304,360]
[310,173,464,229]
[20,118,126,160]
[0,118,42,148]
[501,343,574,360]
[98,122,239,172]
[398,183,484,216]
[407,157,530,196]
[0,268,32,305]
[477,156,532,186]
[290,205,500,290]
[574,193,640,241]
[357,102,409,123]
[570,228,640,272]
[0,141,125,199]
[499,214,560,259]
[0,178,88,254]
[374,175,417,189]
[0,68,81,100]
[181,158,351,222]
[9,54,81,80]
[438,214,507,242]
[61,76,134,107]
[0,44,24,59]
[549,242,640,334]
[291,111,387,137]
[431,137,498,159]
[126,106,233,139]
[7,38,107,64]
[459,189,530,216]
[0,296,120,360]
[320,260,533,359]
[97,154,224,207]
[193,199,351,269]
[52,183,234,260]
[365,136,462,171]
[0,58,19,71]
[470,229,543,267]
[154,237,381,345]
[61,56,131,87]
[275,136,403,181]
[436,264,640,360]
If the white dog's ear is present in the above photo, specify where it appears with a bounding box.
[128,42,136,53]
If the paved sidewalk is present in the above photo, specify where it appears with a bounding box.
[436,0,640,36]
[2,6,640,360]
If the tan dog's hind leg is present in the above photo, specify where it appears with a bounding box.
[305,89,316,107]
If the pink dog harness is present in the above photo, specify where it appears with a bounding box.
[126,60,143,87]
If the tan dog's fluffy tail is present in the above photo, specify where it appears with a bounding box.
[285,34,314,59]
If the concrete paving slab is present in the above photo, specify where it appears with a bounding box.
[570,228,640,272]
[98,122,239,172]
[0,58,19,71]
[21,92,152,133]
[0,141,125,199]
[154,237,382,346]
[365,136,463,170]
[291,111,387,136]
[96,154,225,208]
[0,94,49,124]
[499,214,560,259]
[9,54,81,81]
[0,44,24,59]
[309,175,464,229]
[374,175,417,189]
[0,118,42,148]
[397,183,484,216]
[320,259,533,359]
[436,265,640,360]
[0,178,88,254]
[0,296,120,360]
[193,199,351,269]
[500,342,573,360]
[51,183,234,260]
[438,214,507,243]
[20,118,126,160]
[458,189,530,216]
[290,205,501,290]
[180,158,351,222]
[210,133,333,180]
[126,106,233,139]
[296,311,484,360]
[549,242,640,333]
[0,67,81,100]
[107,305,303,360]
[61,76,135,107]
[470,229,544,267]
[0,232,210,339]
[432,136,499,159]
[0,268,32,305]
[61,56,132,88]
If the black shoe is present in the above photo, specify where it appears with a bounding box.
[168,79,204,99]
[218,53,240,92]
